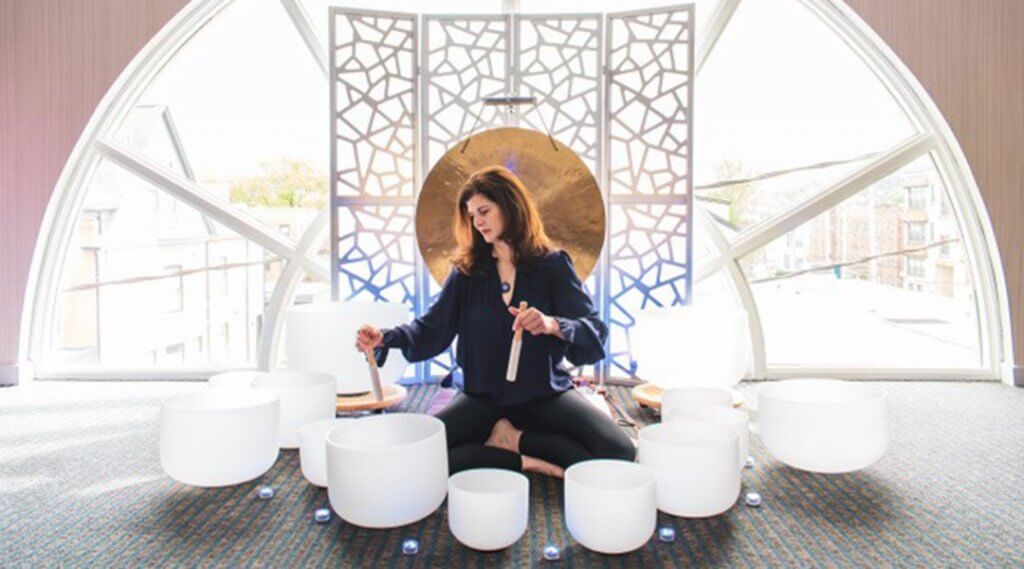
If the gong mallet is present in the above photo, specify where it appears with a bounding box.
[363,344,385,403]
[506,301,528,382]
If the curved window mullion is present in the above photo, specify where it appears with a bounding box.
[729,132,935,262]
[723,257,767,377]
[258,208,330,369]
[695,0,741,74]
[280,0,329,77]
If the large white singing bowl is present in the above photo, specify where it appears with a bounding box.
[757,379,889,474]
[326,414,448,528]
[664,406,750,471]
[160,388,280,487]
[285,302,411,395]
[298,418,351,487]
[448,469,529,551]
[251,371,336,449]
[633,305,750,388]
[564,460,656,554]
[638,421,740,517]
[661,386,733,420]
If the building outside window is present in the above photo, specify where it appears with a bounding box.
[164,264,184,313]
[907,256,925,278]
[905,221,927,244]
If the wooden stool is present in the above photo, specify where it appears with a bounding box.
[336,384,408,414]
[632,383,745,410]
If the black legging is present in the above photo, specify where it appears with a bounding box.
[435,389,636,474]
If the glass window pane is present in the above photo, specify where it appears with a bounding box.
[739,154,981,368]
[51,159,283,367]
[694,0,917,235]
[111,0,328,242]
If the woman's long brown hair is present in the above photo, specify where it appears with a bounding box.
[452,165,552,275]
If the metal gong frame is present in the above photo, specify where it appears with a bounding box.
[329,6,694,382]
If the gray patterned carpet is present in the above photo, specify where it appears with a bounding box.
[1,380,1023,567]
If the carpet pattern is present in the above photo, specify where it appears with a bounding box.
[1,380,1023,567]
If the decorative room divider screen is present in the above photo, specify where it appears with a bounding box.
[329,6,694,382]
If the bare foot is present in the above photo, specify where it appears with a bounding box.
[485,418,522,453]
[522,455,565,479]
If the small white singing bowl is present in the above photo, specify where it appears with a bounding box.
[757,379,888,474]
[638,420,740,518]
[663,405,750,471]
[326,414,448,528]
[159,387,280,487]
[448,469,529,551]
[297,418,351,488]
[661,386,733,419]
[251,370,337,450]
[564,460,657,554]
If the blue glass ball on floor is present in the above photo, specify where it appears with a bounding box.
[257,486,275,500]
[658,526,676,542]
[543,545,561,561]
[402,539,419,555]
[745,492,762,507]
[314,508,331,523]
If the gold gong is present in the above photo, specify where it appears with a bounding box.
[416,127,605,285]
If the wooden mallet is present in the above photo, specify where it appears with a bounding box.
[506,301,528,382]
[363,342,384,403]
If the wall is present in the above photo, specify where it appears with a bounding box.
[1,0,1021,380]
[0,0,190,376]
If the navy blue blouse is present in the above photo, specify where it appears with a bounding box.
[375,250,607,406]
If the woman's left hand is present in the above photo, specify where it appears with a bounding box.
[509,306,560,337]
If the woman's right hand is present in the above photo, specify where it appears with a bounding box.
[355,325,383,353]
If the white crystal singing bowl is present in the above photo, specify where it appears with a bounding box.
[326,414,448,528]
[284,302,411,395]
[757,379,889,474]
[448,469,529,551]
[298,418,351,488]
[160,388,280,487]
[564,460,657,554]
[250,370,336,449]
[207,370,262,389]
[638,420,740,517]
[633,305,750,388]
[663,405,750,471]
[661,386,733,419]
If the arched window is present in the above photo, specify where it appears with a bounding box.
[24,0,1012,381]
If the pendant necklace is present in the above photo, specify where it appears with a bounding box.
[501,281,511,293]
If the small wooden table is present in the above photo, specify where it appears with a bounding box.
[335,384,408,414]
[632,383,745,410]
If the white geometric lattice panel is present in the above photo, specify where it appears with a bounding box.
[514,14,605,378]
[335,205,417,307]
[420,16,513,381]
[423,16,512,168]
[332,12,417,198]
[606,8,693,197]
[515,15,602,175]
[607,203,691,376]
[604,6,694,377]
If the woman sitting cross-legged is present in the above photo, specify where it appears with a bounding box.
[356,165,635,479]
